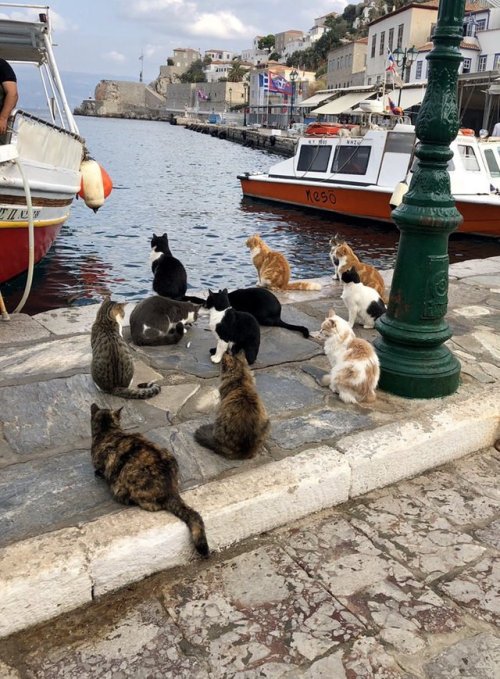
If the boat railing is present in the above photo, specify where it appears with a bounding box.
[12,110,85,144]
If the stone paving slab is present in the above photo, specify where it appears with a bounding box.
[0,313,50,346]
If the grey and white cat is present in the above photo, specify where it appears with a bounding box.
[341,267,386,329]
[91,298,161,399]
[130,296,200,346]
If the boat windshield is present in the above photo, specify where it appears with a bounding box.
[483,148,500,177]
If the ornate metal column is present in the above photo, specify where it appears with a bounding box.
[374,0,464,398]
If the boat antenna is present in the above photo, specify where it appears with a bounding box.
[139,51,144,83]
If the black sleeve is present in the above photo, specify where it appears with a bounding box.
[0,59,17,83]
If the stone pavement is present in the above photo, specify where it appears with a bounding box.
[0,258,499,639]
[0,444,498,678]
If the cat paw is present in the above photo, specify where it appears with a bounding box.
[94,469,105,479]
[320,374,331,387]
[211,355,222,364]
[363,323,375,329]
[209,347,216,355]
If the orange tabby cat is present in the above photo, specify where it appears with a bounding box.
[246,234,321,291]
[331,241,386,301]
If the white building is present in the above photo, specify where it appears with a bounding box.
[241,37,270,66]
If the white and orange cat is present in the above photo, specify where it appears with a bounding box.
[320,308,380,404]
[330,240,386,301]
[246,234,321,291]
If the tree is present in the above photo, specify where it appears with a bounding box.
[179,59,206,83]
[268,52,281,62]
[258,34,275,52]
[227,60,248,83]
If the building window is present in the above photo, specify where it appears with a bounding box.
[416,61,423,79]
[397,24,404,48]
[388,28,394,51]
[493,53,500,70]
[371,34,376,58]
[367,77,372,85]
[462,57,471,73]
[478,54,487,72]
[476,18,486,31]
[379,31,385,56]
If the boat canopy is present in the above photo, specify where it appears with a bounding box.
[384,87,426,109]
[0,16,48,64]
[297,91,339,108]
[312,91,377,115]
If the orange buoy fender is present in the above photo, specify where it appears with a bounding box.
[79,159,113,212]
[459,128,475,136]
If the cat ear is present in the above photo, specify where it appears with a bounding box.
[222,288,228,295]
[162,233,168,239]
[115,407,124,419]
[90,403,99,415]
[152,233,157,239]
[328,308,336,318]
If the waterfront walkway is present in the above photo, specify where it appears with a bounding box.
[0,258,499,642]
[0,444,498,677]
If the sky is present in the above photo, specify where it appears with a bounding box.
[0,1,350,82]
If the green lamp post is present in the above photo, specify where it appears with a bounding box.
[374,0,464,398]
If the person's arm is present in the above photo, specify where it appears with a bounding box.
[0,81,18,135]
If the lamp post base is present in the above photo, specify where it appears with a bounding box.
[374,336,461,399]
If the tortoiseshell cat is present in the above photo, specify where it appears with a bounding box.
[194,350,270,459]
[90,403,209,557]
[91,298,161,399]
[246,234,321,291]
[330,240,387,301]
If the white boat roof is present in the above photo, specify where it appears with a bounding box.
[0,16,48,64]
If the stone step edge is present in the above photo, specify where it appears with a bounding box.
[1,388,498,639]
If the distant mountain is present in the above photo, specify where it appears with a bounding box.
[14,66,140,110]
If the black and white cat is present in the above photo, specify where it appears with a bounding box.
[225,287,309,338]
[129,296,200,346]
[206,289,260,365]
[150,233,187,300]
[340,266,386,328]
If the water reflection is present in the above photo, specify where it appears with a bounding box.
[2,116,500,315]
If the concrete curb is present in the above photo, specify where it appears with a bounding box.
[1,388,498,639]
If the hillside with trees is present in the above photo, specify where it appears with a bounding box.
[286,0,420,77]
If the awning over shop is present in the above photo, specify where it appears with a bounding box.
[312,91,376,115]
[385,87,426,110]
[297,91,339,108]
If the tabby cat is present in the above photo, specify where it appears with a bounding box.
[331,241,386,301]
[246,234,321,291]
[194,350,270,459]
[130,295,200,346]
[90,403,209,557]
[91,297,161,399]
[206,288,260,365]
[225,287,309,337]
[341,267,386,329]
[320,308,380,404]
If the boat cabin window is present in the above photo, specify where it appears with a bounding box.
[331,145,371,175]
[385,131,415,154]
[297,145,332,172]
[457,145,480,171]
[483,148,500,177]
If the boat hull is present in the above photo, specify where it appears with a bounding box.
[0,217,67,283]
[240,177,500,237]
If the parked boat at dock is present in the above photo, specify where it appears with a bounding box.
[238,111,500,237]
[0,4,111,287]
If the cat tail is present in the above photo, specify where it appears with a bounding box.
[194,423,216,450]
[162,495,210,558]
[182,295,206,306]
[285,281,322,291]
[276,319,310,338]
[111,382,161,399]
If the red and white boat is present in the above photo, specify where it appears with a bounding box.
[239,109,500,237]
[0,5,110,288]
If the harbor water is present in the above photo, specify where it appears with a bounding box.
[3,116,500,315]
